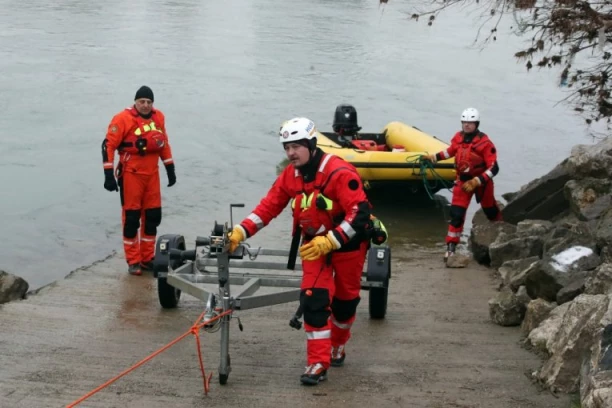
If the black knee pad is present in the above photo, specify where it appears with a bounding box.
[331,297,361,322]
[144,207,162,236]
[123,209,141,239]
[301,288,331,328]
[449,205,467,228]
[483,205,500,220]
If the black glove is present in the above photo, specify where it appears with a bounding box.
[165,163,176,187]
[420,154,436,164]
[104,169,118,192]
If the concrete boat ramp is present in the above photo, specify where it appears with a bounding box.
[0,249,568,408]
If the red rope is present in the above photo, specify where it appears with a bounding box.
[66,309,232,407]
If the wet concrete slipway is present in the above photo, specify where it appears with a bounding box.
[1,249,571,408]
[0,0,592,406]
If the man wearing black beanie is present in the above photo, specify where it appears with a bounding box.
[135,85,154,104]
[101,85,177,276]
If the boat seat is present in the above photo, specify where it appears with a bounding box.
[350,140,387,151]
[376,144,388,151]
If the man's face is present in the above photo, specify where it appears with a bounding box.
[135,98,153,116]
[462,121,477,133]
[284,142,311,168]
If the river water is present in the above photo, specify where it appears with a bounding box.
[1,0,590,289]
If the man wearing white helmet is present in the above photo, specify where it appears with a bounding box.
[226,117,375,385]
[423,108,503,261]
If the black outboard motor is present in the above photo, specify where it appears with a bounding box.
[332,104,362,137]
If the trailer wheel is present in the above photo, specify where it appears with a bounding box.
[366,246,391,320]
[154,234,186,309]
[369,285,389,320]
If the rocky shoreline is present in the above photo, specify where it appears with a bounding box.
[470,136,612,407]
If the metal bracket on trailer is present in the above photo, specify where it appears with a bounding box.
[153,203,391,385]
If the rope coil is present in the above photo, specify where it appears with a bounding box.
[406,154,454,199]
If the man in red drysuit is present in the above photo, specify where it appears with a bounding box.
[227,117,374,385]
[101,85,176,276]
[423,107,502,261]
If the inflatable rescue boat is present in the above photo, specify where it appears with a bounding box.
[316,121,456,192]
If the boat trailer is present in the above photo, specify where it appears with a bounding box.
[152,204,391,385]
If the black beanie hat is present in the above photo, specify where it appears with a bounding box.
[134,85,154,102]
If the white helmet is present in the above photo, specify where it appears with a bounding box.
[279,117,317,144]
[461,108,480,122]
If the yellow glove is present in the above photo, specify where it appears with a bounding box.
[461,177,481,193]
[228,225,246,253]
[299,234,338,261]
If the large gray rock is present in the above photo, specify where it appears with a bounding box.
[0,270,29,304]
[547,243,601,273]
[502,191,518,203]
[585,263,612,295]
[545,222,599,252]
[544,226,600,262]
[594,208,612,249]
[469,221,516,265]
[521,298,557,336]
[498,257,534,287]
[508,257,541,291]
[503,137,612,226]
[583,388,612,408]
[502,161,571,225]
[556,276,587,305]
[600,247,612,264]
[471,201,506,227]
[536,294,611,393]
[488,286,531,326]
[528,301,572,354]
[564,178,612,221]
[445,253,470,268]
[550,224,574,240]
[489,234,544,269]
[565,136,612,180]
[487,219,562,270]
[524,261,582,302]
[525,244,600,302]
[516,219,555,236]
[581,324,612,408]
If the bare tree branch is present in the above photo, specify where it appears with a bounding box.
[411,0,612,133]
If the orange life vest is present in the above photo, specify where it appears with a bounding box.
[454,132,488,176]
[118,107,168,156]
